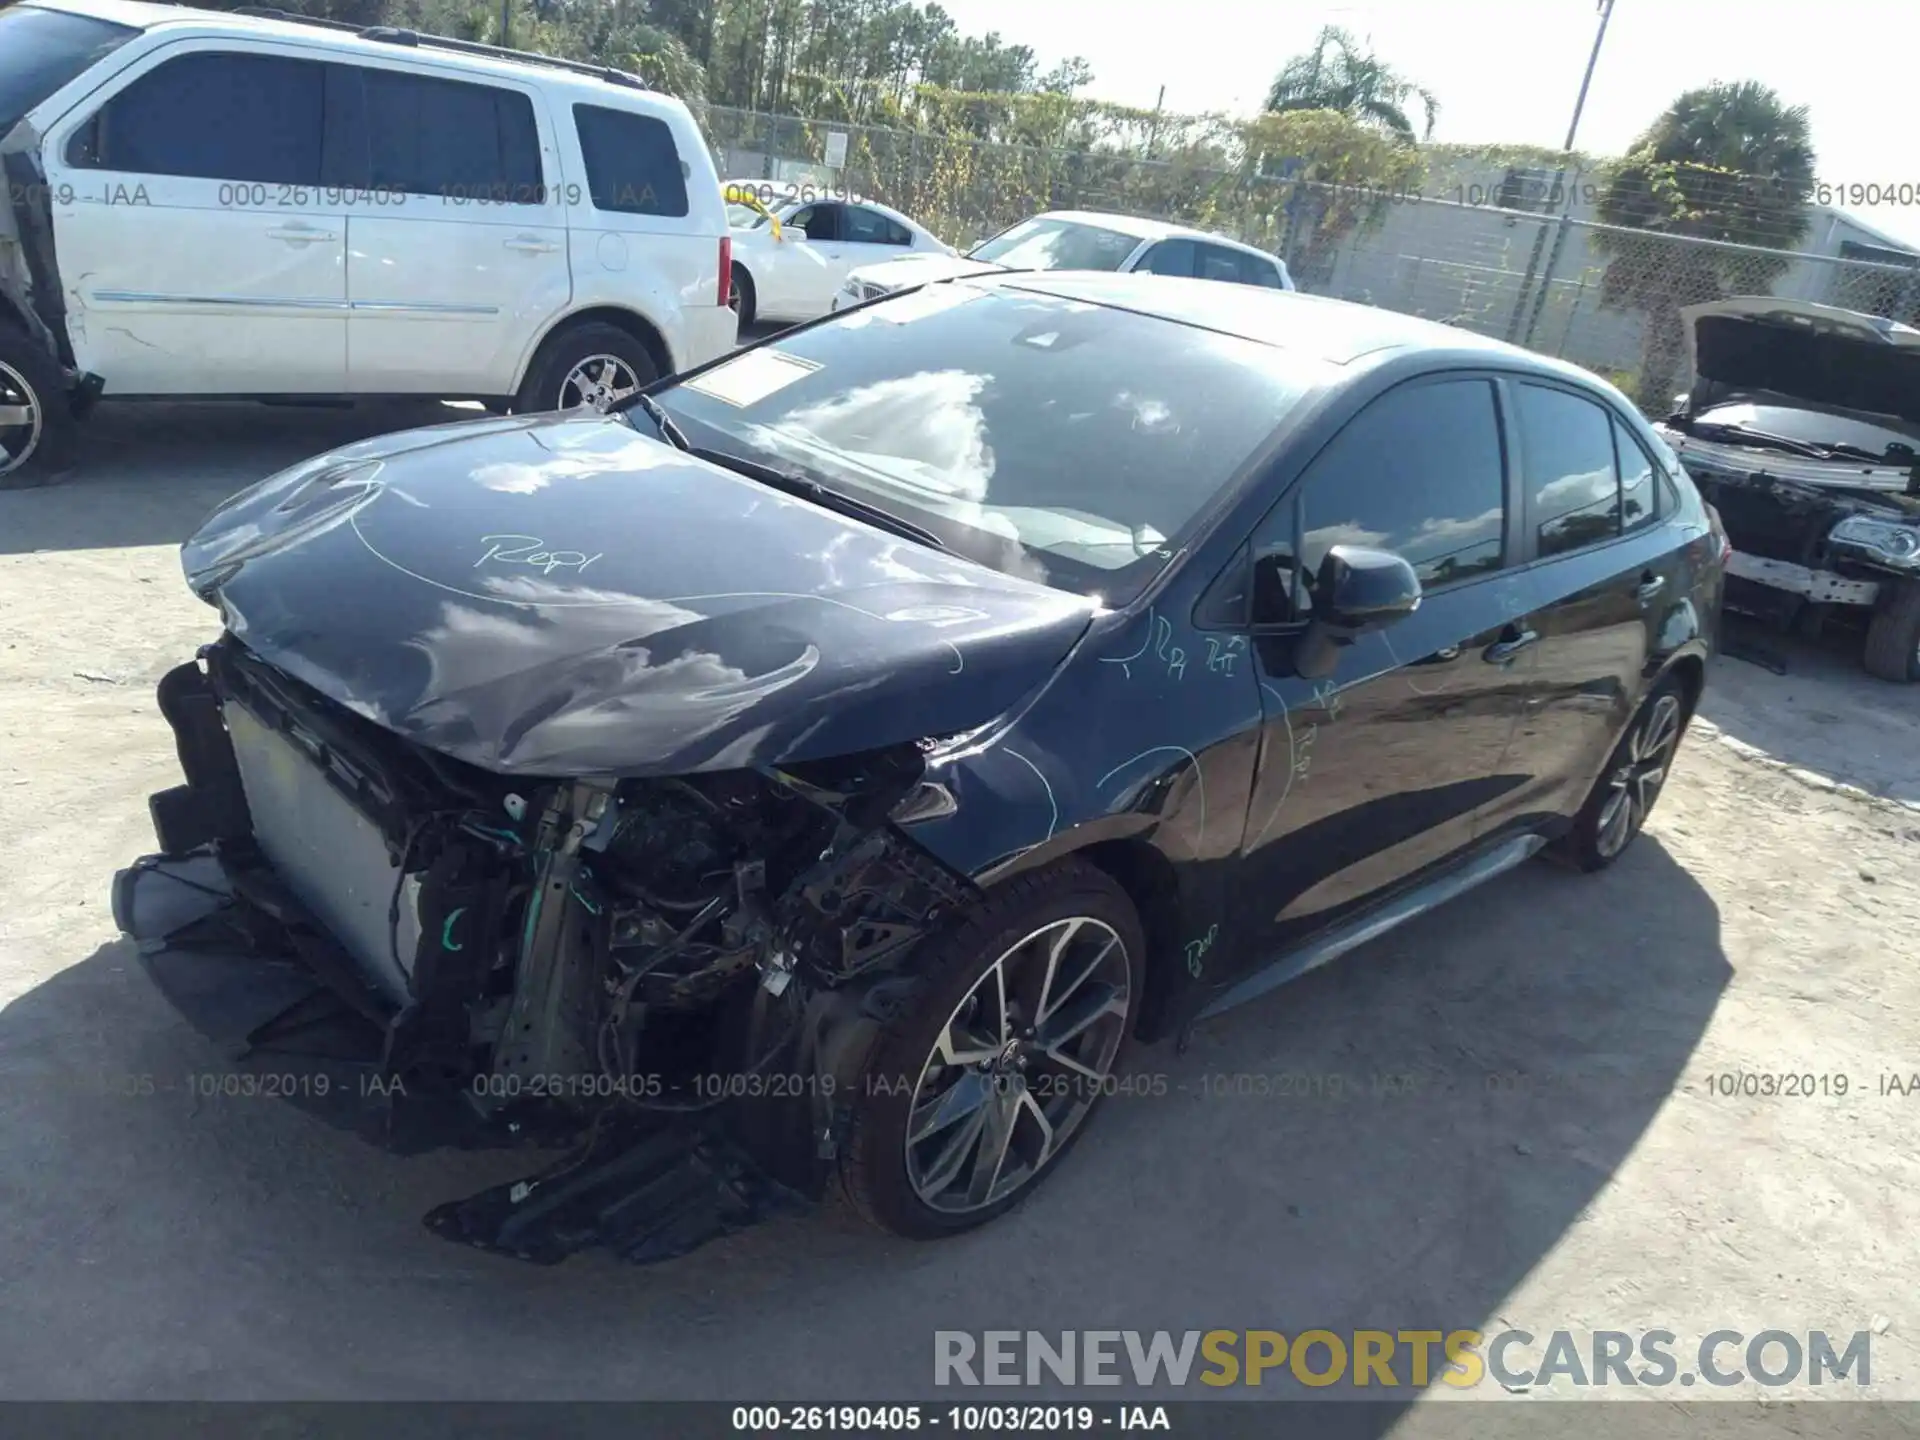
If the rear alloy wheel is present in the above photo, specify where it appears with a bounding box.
[1862,578,1920,683]
[841,859,1143,1238]
[1556,676,1689,872]
[514,321,659,416]
[0,329,77,489]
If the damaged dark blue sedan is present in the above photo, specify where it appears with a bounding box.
[118,273,1728,1263]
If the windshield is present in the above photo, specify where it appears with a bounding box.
[0,6,137,135]
[646,282,1326,603]
[726,203,771,229]
[969,217,1143,271]
[1693,401,1920,459]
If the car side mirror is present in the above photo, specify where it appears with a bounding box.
[784,224,812,242]
[1294,545,1422,679]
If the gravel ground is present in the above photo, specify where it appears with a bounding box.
[0,401,1916,1417]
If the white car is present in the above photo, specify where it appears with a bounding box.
[832,209,1294,312]
[724,183,952,326]
[0,0,738,484]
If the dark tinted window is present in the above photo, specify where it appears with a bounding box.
[572,104,689,216]
[844,206,909,244]
[785,202,838,240]
[77,51,324,183]
[1614,419,1659,533]
[1287,379,1506,613]
[1198,244,1281,288]
[0,6,135,134]
[1137,240,1196,276]
[355,68,541,201]
[1518,384,1624,557]
[654,286,1326,604]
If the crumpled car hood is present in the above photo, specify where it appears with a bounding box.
[182,411,1097,776]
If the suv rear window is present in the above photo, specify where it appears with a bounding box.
[0,6,135,135]
[572,104,689,216]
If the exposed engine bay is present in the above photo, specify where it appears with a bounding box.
[117,636,978,1264]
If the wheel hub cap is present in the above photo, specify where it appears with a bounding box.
[0,361,45,476]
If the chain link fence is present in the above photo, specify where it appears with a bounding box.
[701,104,1920,413]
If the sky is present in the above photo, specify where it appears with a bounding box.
[935,0,1920,249]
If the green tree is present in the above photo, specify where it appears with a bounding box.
[1264,26,1436,143]
[1593,80,1817,409]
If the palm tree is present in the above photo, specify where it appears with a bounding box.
[1593,81,1817,410]
[1264,26,1437,143]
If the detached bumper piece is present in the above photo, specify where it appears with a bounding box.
[424,1121,811,1265]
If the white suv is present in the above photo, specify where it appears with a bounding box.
[0,0,738,484]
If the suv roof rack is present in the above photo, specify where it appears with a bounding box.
[223,8,652,91]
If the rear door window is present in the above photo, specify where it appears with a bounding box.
[1613,418,1661,532]
[70,50,326,184]
[572,104,690,216]
[1197,243,1281,287]
[1517,383,1627,557]
[349,67,543,202]
[1136,239,1197,276]
[844,205,909,244]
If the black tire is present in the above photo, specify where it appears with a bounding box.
[1553,673,1691,873]
[1863,579,1920,683]
[513,321,659,416]
[840,857,1144,1239]
[0,324,78,489]
[729,265,756,327]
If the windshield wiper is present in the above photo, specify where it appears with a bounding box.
[1682,421,1913,466]
[687,447,950,552]
[630,393,691,451]
[1679,421,1832,459]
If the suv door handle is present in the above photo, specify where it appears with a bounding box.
[1483,628,1539,665]
[267,225,337,243]
[505,236,558,254]
[1636,573,1667,603]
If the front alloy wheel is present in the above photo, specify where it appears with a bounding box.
[906,916,1132,1215]
[841,858,1145,1238]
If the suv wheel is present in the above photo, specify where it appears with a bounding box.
[840,858,1142,1239]
[1554,675,1690,872]
[1862,578,1920,683]
[515,322,658,416]
[0,326,77,489]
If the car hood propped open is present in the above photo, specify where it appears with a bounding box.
[182,412,1096,776]
[1682,297,1920,429]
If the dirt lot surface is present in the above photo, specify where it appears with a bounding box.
[1,402,1916,1417]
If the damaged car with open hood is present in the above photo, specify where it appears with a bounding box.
[118,274,1722,1264]
[1653,297,1920,681]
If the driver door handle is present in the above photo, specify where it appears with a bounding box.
[1636,572,1667,603]
[1483,628,1539,666]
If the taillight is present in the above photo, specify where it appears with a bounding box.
[717,237,732,309]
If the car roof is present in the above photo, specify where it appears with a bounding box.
[28,0,680,102]
[1032,210,1283,263]
[981,272,1597,375]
